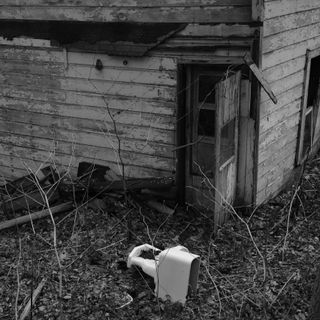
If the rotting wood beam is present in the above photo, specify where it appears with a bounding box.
[0,202,73,231]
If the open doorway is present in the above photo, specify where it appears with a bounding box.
[182,65,242,227]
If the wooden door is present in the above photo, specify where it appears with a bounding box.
[214,71,241,229]
[185,67,241,227]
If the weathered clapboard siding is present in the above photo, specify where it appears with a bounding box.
[264,8,320,37]
[0,43,178,181]
[0,0,252,23]
[256,0,320,204]
[264,0,320,19]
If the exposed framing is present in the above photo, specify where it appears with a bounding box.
[297,47,320,164]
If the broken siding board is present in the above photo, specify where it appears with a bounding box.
[264,8,320,37]
[0,6,252,23]
[264,0,320,19]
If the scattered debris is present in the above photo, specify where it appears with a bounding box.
[0,158,319,319]
[1,166,60,214]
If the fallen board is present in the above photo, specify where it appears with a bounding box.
[90,176,175,194]
[0,202,73,231]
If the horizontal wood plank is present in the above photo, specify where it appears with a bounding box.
[0,97,175,130]
[0,137,175,173]
[0,60,177,86]
[0,0,251,7]
[258,140,296,177]
[260,84,303,119]
[0,119,175,158]
[264,8,320,36]
[177,24,256,38]
[0,150,172,182]
[0,108,175,144]
[262,55,305,83]
[0,45,177,70]
[259,114,300,151]
[0,72,177,101]
[0,6,252,23]
[264,0,320,19]
[260,69,304,103]
[262,36,320,70]
[260,99,301,133]
[0,86,175,116]
[263,22,320,54]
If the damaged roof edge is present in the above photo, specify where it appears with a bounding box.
[0,20,187,56]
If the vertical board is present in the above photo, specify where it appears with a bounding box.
[237,79,254,204]
[214,71,241,230]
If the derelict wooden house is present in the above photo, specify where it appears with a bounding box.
[0,0,319,226]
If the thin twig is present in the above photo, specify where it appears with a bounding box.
[15,238,22,320]
[19,278,47,320]
[194,162,267,281]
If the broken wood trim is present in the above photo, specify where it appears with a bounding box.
[243,52,277,104]
[0,202,73,231]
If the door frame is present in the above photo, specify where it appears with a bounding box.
[176,63,255,216]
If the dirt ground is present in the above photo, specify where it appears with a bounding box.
[1,155,320,320]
